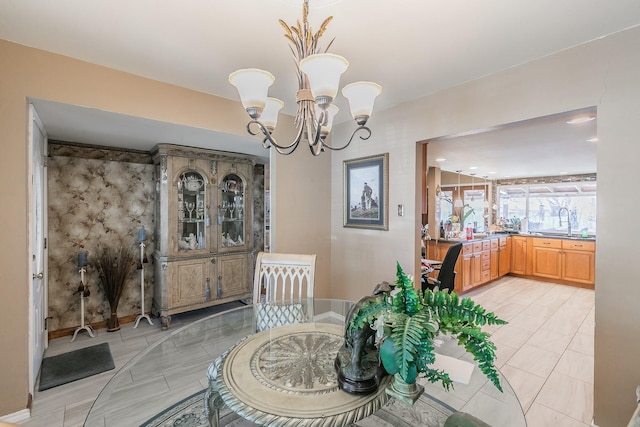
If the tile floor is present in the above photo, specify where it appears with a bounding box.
[15,276,594,427]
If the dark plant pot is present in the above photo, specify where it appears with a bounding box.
[107,312,120,332]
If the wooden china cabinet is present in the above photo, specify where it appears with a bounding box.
[151,144,256,329]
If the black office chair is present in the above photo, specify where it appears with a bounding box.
[422,243,463,293]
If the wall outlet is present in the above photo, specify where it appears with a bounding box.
[397,204,404,216]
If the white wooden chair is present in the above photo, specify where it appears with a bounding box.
[253,251,316,332]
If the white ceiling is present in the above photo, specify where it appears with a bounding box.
[2,0,639,176]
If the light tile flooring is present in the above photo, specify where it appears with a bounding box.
[17,276,594,427]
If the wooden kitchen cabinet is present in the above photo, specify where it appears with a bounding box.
[508,235,595,289]
[498,237,511,277]
[460,241,488,291]
[562,240,595,286]
[151,144,257,329]
[461,244,473,291]
[532,238,563,280]
[511,236,528,275]
[490,238,499,280]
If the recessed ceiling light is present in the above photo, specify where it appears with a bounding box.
[489,171,497,174]
[566,116,595,124]
[586,137,598,142]
[469,166,478,170]
[560,171,568,174]
[435,158,446,162]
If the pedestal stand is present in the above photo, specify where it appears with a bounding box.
[71,267,95,342]
[134,241,153,328]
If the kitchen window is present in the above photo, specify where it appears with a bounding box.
[497,181,596,236]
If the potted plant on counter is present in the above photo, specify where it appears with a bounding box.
[349,262,506,403]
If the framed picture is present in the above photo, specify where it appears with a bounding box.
[343,153,389,230]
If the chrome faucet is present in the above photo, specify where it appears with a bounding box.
[558,207,572,237]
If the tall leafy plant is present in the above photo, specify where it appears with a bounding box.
[350,262,506,391]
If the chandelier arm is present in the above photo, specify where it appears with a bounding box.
[319,125,372,152]
[247,119,305,155]
[306,109,324,156]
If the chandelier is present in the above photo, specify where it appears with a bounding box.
[228,0,382,156]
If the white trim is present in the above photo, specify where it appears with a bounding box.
[0,408,31,423]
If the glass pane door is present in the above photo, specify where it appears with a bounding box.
[219,174,245,248]
[178,171,206,251]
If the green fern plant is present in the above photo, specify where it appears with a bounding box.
[350,262,507,391]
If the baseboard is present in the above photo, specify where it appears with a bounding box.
[0,408,31,423]
[47,313,142,340]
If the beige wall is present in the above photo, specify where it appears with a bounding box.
[331,26,640,426]
[270,146,332,298]
[4,24,640,425]
[0,39,329,416]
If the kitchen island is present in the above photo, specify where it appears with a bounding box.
[425,233,595,293]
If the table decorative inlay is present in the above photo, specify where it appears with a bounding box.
[213,322,392,426]
[253,331,342,394]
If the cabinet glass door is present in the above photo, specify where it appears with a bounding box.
[178,171,206,251]
[218,174,245,248]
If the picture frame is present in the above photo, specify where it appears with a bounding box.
[343,153,389,230]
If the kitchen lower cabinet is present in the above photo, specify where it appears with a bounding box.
[490,239,499,280]
[511,236,528,275]
[461,247,473,292]
[508,236,595,289]
[462,241,490,291]
[532,238,563,280]
[428,237,506,293]
[562,240,595,286]
[498,237,511,277]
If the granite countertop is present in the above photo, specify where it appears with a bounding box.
[432,232,595,243]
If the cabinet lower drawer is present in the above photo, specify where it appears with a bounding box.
[562,240,595,251]
[482,270,491,282]
[533,238,562,248]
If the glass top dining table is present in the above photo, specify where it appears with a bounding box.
[85,299,525,427]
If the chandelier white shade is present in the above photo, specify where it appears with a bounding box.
[319,104,339,137]
[261,98,285,132]
[342,82,383,123]
[299,53,349,102]
[228,69,275,114]
[228,0,381,156]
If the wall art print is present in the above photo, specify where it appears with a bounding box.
[343,153,389,230]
